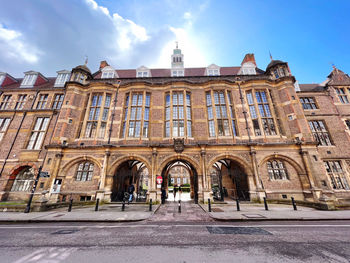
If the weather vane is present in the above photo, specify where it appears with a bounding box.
[84,55,88,65]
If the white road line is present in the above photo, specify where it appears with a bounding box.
[0,224,350,229]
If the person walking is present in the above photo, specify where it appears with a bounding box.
[161,186,166,204]
[128,183,135,204]
[178,185,182,200]
[173,184,177,201]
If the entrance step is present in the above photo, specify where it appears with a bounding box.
[147,201,214,222]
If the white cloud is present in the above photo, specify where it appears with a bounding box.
[0,24,41,64]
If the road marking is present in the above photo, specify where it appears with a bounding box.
[0,224,350,229]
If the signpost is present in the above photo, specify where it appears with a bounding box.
[156,176,163,188]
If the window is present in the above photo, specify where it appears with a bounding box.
[122,92,150,138]
[246,90,276,136]
[27,117,50,150]
[15,95,27,110]
[36,94,48,109]
[21,74,37,86]
[267,160,288,180]
[207,69,220,76]
[0,118,11,141]
[164,91,192,137]
[73,73,85,83]
[76,162,94,181]
[101,71,115,79]
[52,94,64,110]
[0,95,11,110]
[54,73,70,87]
[308,120,332,146]
[137,71,149,77]
[324,161,350,190]
[85,93,111,138]
[11,167,35,192]
[335,88,349,104]
[171,70,184,77]
[300,97,318,110]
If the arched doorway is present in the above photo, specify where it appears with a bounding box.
[210,159,249,201]
[161,160,198,202]
[111,160,149,202]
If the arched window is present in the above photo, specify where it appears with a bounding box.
[11,166,35,191]
[267,160,288,180]
[76,162,94,181]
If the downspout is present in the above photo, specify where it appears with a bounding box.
[236,78,251,142]
[108,80,121,144]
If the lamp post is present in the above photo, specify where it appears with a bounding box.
[24,166,42,213]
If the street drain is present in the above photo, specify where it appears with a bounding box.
[207,226,272,235]
[51,229,80,235]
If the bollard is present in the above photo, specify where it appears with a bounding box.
[95,198,100,212]
[291,197,297,211]
[178,200,181,213]
[208,198,211,212]
[149,199,152,211]
[236,198,240,211]
[122,200,125,211]
[194,193,198,204]
[263,197,269,211]
[68,198,73,212]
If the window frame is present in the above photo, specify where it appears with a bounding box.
[267,160,289,180]
[36,94,48,110]
[15,94,27,110]
[0,117,11,141]
[52,94,65,110]
[121,91,151,139]
[335,88,349,104]
[164,90,192,138]
[0,95,12,110]
[76,162,94,182]
[308,120,332,146]
[324,160,350,190]
[26,117,50,150]
[300,97,318,110]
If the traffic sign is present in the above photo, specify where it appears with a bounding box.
[156,176,163,184]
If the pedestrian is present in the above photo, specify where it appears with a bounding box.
[173,184,177,201]
[161,186,166,204]
[178,185,182,200]
[128,183,135,204]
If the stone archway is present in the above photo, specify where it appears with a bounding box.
[111,159,149,202]
[159,159,199,203]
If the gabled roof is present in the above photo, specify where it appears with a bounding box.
[327,68,350,86]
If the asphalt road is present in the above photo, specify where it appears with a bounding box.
[0,221,349,263]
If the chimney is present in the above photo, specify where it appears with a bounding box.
[241,53,256,66]
[99,60,109,69]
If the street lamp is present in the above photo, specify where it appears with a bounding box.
[24,166,42,213]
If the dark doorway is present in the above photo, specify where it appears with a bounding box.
[210,159,249,201]
[111,160,149,202]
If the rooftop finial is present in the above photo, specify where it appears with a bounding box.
[269,51,273,61]
[176,41,178,49]
[84,55,88,66]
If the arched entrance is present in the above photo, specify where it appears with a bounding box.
[111,160,149,202]
[210,159,250,201]
[161,160,198,202]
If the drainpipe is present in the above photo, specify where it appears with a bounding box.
[236,78,251,143]
[108,80,121,144]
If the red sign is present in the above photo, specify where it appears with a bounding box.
[156,176,163,184]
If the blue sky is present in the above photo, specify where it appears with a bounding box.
[0,0,349,83]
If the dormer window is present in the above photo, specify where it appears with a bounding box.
[172,70,184,77]
[137,71,149,78]
[207,69,220,76]
[101,71,115,79]
[239,62,256,75]
[21,73,37,87]
[54,71,70,87]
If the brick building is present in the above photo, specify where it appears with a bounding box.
[0,47,349,208]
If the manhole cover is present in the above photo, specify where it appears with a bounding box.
[242,214,266,218]
[207,227,272,235]
[51,229,79,235]
[211,208,224,212]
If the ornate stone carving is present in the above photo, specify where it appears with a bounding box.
[173,138,185,153]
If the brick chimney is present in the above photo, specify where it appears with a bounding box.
[99,60,109,69]
[241,53,256,66]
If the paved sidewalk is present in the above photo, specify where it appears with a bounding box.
[199,201,350,221]
[0,203,158,223]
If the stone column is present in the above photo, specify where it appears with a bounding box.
[96,149,110,201]
[200,146,211,202]
[48,152,63,203]
[249,147,265,201]
[148,147,158,202]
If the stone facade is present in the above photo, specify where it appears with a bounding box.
[0,52,350,207]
